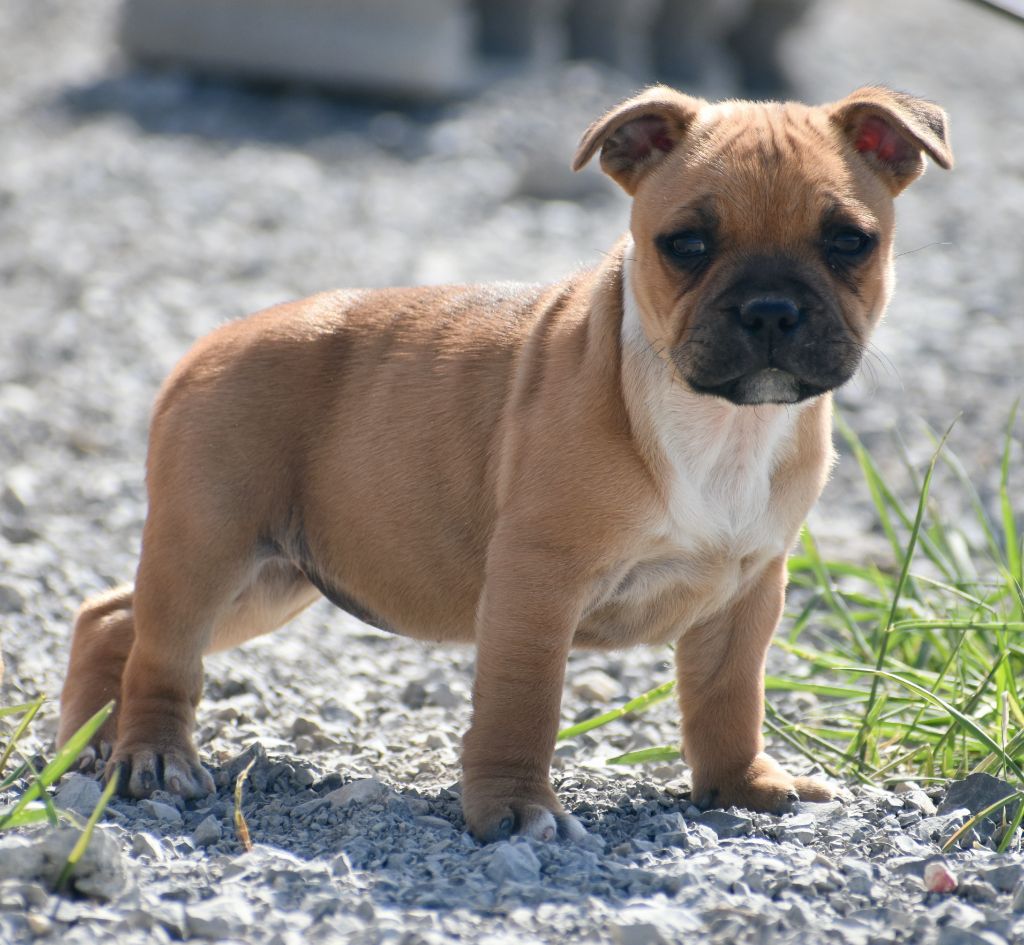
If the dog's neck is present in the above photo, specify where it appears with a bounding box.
[618,239,811,550]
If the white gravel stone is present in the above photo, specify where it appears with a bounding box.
[1011,880,1024,913]
[937,927,1009,945]
[130,833,165,860]
[193,815,222,847]
[0,826,127,900]
[54,774,103,817]
[137,800,183,824]
[610,922,668,945]
[185,898,255,939]
[326,778,390,807]
[484,842,541,885]
[693,810,754,838]
[570,668,624,703]
[978,863,1024,894]
[25,913,54,936]
[0,582,26,613]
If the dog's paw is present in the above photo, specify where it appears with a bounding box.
[693,753,834,815]
[74,740,113,775]
[462,782,586,843]
[58,706,119,766]
[107,745,215,800]
[469,803,586,844]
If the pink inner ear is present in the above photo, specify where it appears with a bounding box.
[649,126,675,153]
[854,115,907,164]
[621,115,675,161]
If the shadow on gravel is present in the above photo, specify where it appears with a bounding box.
[100,742,717,914]
[58,68,445,155]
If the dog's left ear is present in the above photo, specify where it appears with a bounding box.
[572,86,705,195]
[830,87,953,195]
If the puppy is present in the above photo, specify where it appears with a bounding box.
[59,85,951,842]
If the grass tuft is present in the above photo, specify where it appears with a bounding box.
[0,700,114,830]
[559,410,1024,833]
[0,698,117,888]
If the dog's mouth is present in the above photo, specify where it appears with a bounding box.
[688,368,830,406]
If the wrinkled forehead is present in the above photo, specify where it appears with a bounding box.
[636,101,890,241]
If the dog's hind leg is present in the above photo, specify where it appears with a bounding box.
[110,512,327,798]
[58,558,319,785]
[58,585,136,762]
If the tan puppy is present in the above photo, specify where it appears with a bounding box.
[58,85,951,842]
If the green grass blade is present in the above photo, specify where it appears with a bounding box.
[0,700,48,720]
[763,702,870,781]
[941,791,1024,853]
[998,795,1024,853]
[0,695,45,775]
[14,749,61,828]
[1000,401,1022,602]
[606,746,680,766]
[0,807,50,829]
[847,667,1024,781]
[0,762,30,791]
[794,529,872,657]
[853,423,955,765]
[0,701,113,829]
[835,413,905,567]
[557,681,676,741]
[764,676,870,700]
[837,412,956,584]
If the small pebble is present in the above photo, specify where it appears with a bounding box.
[138,800,184,824]
[924,861,958,893]
[326,779,390,807]
[484,843,541,885]
[54,774,103,817]
[193,815,222,846]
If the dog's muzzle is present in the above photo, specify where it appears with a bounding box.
[677,287,860,406]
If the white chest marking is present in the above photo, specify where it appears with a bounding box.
[620,246,808,561]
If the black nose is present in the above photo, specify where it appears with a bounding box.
[737,297,802,335]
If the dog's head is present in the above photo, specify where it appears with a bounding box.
[573,85,952,405]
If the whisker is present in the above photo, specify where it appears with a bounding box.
[894,241,953,259]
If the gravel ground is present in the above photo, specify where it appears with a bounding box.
[1,0,1024,943]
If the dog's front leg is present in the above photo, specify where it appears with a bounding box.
[461,547,586,843]
[676,555,834,814]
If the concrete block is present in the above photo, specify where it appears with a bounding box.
[119,0,477,98]
[566,0,661,75]
[651,0,748,87]
[725,0,816,95]
[651,0,814,94]
[475,0,568,63]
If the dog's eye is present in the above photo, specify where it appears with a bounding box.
[828,229,873,257]
[668,234,707,258]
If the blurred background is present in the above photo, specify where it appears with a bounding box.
[0,0,1022,704]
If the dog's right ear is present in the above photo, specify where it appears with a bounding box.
[572,86,705,195]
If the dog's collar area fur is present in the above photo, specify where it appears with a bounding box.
[619,241,809,559]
